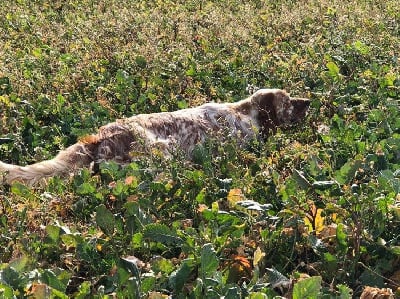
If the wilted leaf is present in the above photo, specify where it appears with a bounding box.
[227,188,244,207]
[304,205,325,234]
[360,286,393,299]
[148,291,169,299]
[29,283,50,298]
[227,255,252,283]
[265,267,290,289]
[253,247,266,267]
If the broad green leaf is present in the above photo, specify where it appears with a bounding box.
[76,182,96,195]
[0,267,20,289]
[324,252,337,263]
[131,232,143,249]
[201,243,218,278]
[248,293,268,299]
[61,234,78,248]
[326,61,340,81]
[75,281,91,299]
[0,283,14,297]
[169,260,192,292]
[95,205,115,236]
[41,269,71,293]
[225,286,241,298]
[141,276,156,293]
[46,225,61,242]
[335,160,362,185]
[293,169,311,189]
[142,223,183,246]
[120,256,140,278]
[353,40,370,55]
[32,47,42,58]
[151,257,174,274]
[9,255,29,273]
[186,63,196,76]
[292,276,322,299]
[336,223,348,253]
[359,268,384,288]
[135,55,147,68]
[11,182,33,198]
[390,246,400,255]
[195,188,206,203]
[337,284,353,298]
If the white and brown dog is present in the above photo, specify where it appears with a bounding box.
[0,89,310,185]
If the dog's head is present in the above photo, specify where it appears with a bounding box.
[250,89,310,134]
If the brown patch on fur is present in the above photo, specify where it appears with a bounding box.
[79,134,100,144]
[251,90,278,135]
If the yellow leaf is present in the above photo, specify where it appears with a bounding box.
[227,188,244,208]
[211,201,219,212]
[304,205,325,234]
[253,246,266,267]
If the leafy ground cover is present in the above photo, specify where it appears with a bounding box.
[0,0,399,297]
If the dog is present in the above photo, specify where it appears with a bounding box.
[0,89,310,185]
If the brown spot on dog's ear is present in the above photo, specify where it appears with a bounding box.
[251,90,278,135]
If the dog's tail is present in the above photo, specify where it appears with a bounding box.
[0,123,137,186]
[0,142,97,186]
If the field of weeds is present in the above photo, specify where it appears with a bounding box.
[0,0,399,297]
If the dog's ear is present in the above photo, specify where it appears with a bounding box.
[251,89,280,134]
[290,98,310,123]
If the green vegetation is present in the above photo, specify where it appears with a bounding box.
[0,0,399,297]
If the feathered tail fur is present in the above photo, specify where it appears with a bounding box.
[0,143,97,186]
[0,123,136,186]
